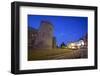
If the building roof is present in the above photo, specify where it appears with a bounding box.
[28,26,38,33]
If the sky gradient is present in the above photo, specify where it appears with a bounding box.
[28,15,88,46]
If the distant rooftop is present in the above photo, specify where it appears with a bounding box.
[28,26,38,31]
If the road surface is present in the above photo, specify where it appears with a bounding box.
[28,48,88,60]
[50,48,87,59]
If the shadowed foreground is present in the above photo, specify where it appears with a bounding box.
[28,48,87,61]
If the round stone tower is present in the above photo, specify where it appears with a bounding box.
[34,20,53,49]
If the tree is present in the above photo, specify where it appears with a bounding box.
[60,42,66,48]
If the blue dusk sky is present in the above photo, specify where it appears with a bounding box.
[28,15,88,46]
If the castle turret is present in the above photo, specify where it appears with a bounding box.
[34,21,53,49]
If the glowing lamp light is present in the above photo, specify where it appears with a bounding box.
[70,43,75,46]
[81,41,84,46]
